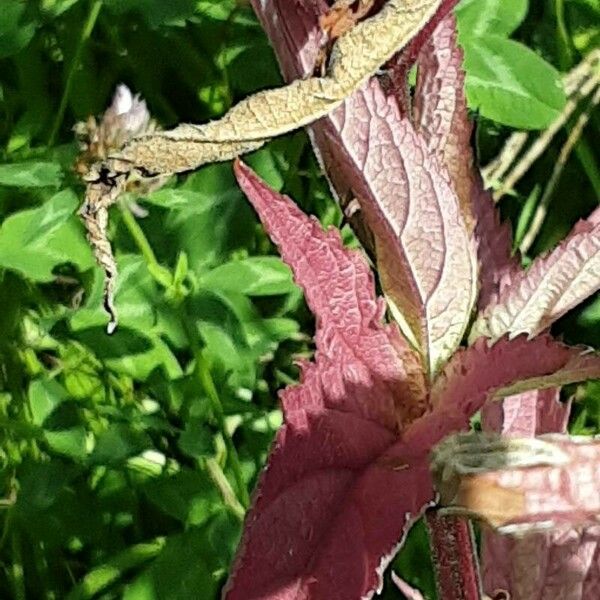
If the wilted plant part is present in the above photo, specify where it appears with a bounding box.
[80,0,445,330]
[116,0,442,175]
[77,84,166,333]
[319,0,376,44]
[431,432,600,532]
[74,85,155,167]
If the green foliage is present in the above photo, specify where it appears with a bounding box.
[456,0,567,128]
[0,1,597,599]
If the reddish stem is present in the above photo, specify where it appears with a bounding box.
[426,511,482,600]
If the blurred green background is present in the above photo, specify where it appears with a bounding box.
[0,0,598,598]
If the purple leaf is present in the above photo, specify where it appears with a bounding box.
[318,86,478,378]
[482,526,600,600]
[431,334,600,419]
[433,433,600,532]
[414,14,473,222]
[481,388,570,439]
[234,160,427,428]
[471,214,600,342]
[432,432,600,600]
[225,163,600,600]
[472,177,522,311]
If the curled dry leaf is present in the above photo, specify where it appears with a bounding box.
[431,432,600,533]
[77,84,162,333]
[117,0,442,175]
[81,0,443,330]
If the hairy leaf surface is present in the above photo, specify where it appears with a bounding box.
[224,163,600,600]
[471,216,600,342]
[432,433,600,532]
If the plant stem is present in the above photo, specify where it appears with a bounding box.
[119,204,160,269]
[10,531,26,600]
[118,202,249,510]
[48,0,103,146]
[187,320,250,509]
[65,537,166,600]
[426,511,482,600]
[205,457,246,520]
[555,0,573,71]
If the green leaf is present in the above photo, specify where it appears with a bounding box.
[0,161,62,187]
[461,35,566,129]
[0,189,93,281]
[144,470,220,526]
[40,0,82,18]
[199,256,296,296]
[66,538,166,600]
[178,419,215,459]
[455,0,528,37]
[44,427,87,461]
[71,255,158,332]
[15,461,77,513]
[0,1,36,58]
[91,423,151,465]
[144,163,255,273]
[28,378,69,426]
[123,531,217,600]
[513,184,541,250]
[104,0,197,28]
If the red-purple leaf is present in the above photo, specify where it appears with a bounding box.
[226,163,600,600]
[482,526,600,600]
[251,4,478,378]
[472,180,523,311]
[250,0,326,82]
[433,432,600,600]
[234,160,427,426]
[479,384,580,600]
[227,162,436,599]
[481,388,570,439]
[471,216,600,342]
[318,90,478,377]
[414,14,474,223]
[431,335,600,418]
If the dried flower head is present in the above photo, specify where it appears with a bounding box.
[77,85,164,334]
[75,84,155,175]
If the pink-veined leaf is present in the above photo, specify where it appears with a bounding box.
[414,14,473,223]
[225,161,435,600]
[482,526,600,600]
[412,15,522,313]
[471,215,600,342]
[473,179,523,311]
[251,5,478,381]
[432,432,600,600]
[250,0,326,82]
[481,387,570,439]
[234,160,427,426]
[431,334,600,417]
[225,163,600,600]
[317,88,478,378]
[382,0,459,115]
